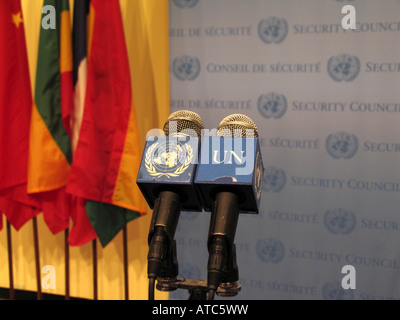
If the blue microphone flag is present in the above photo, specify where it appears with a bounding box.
[137,135,202,211]
[195,136,264,214]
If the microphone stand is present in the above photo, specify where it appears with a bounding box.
[149,241,241,300]
[156,272,241,300]
[147,191,180,300]
[152,192,241,300]
[206,192,240,300]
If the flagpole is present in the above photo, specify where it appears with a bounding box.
[33,217,42,300]
[123,226,129,300]
[92,239,98,300]
[65,229,70,300]
[6,221,14,300]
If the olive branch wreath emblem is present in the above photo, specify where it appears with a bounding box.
[255,152,263,200]
[145,142,193,178]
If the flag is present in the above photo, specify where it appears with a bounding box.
[71,0,89,154]
[28,0,97,245]
[0,0,41,231]
[29,0,72,193]
[28,0,74,235]
[67,0,97,246]
[28,0,71,234]
[67,0,146,247]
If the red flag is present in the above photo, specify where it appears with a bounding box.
[67,0,145,246]
[67,0,98,246]
[0,0,41,230]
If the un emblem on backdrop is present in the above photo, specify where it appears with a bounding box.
[325,132,358,159]
[322,282,354,300]
[172,55,201,81]
[256,238,285,263]
[263,166,286,193]
[328,54,360,82]
[257,93,287,119]
[258,17,288,44]
[172,0,199,8]
[324,208,356,235]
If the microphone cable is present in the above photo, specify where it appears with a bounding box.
[207,289,216,300]
[148,277,155,300]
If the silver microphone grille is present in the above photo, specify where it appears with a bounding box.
[217,114,258,137]
[163,110,205,137]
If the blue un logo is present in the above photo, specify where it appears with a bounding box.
[172,55,201,81]
[328,54,360,82]
[322,281,355,300]
[258,17,288,44]
[324,208,356,235]
[263,166,286,192]
[256,238,285,263]
[172,0,199,8]
[257,93,287,119]
[326,132,358,159]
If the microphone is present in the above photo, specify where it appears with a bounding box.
[136,110,204,299]
[194,114,264,299]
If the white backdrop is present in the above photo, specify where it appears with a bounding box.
[169,0,400,300]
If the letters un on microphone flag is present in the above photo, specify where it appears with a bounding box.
[0,0,41,231]
[67,0,146,246]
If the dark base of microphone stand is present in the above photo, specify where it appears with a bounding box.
[156,277,241,300]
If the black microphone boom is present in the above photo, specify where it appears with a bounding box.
[195,114,264,300]
[136,110,204,299]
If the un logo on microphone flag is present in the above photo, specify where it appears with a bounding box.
[137,136,202,211]
[145,139,193,178]
[254,152,263,200]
